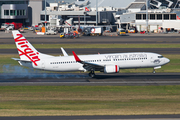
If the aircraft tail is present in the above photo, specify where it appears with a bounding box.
[85,7,89,11]
[12,30,52,66]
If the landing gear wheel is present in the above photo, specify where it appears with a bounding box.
[153,70,156,74]
[89,71,95,78]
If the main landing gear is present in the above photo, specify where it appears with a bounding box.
[89,71,95,78]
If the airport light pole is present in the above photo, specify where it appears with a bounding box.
[119,16,120,29]
[146,0,148,34]
[45,0,47,33]
[96,0,98,26]
[84,11,86,26]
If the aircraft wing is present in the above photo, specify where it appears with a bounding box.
[72,51,104,71]
[61,47,69,56]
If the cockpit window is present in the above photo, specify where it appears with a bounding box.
[158,56,163,58]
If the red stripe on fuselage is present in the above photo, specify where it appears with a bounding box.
[115,65,118,73]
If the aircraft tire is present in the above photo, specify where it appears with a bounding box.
[89,72,95,78]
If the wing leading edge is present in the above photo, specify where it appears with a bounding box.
[72,51,104,71]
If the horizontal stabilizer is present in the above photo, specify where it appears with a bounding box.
[12,58,32,62]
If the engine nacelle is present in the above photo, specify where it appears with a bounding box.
[104,65,119,73]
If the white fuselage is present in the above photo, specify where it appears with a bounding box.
[20,52,170,72]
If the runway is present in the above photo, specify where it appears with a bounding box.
[1,48,180,54]
[1,35,180,44]
[0,73,180,86]
[1,114,180,120]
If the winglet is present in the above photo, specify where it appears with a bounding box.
[61,47,69,56]
[72,51,81,62]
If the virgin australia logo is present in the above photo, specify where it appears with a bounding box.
[15,34,40,66]
[153,59,160,64]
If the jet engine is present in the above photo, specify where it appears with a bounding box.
[104,65,119,73]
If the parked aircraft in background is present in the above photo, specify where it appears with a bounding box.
[12,30,170,78]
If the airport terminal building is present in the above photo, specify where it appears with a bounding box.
[1,0,180,31]
[0,0,43,26]
[0,0,28,25]
[41,0,180,30]
[0,0,135,26]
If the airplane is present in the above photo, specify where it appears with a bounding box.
[12,30,170,78]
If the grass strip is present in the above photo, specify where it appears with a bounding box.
[0,44,180,49]
[0,86,180,116]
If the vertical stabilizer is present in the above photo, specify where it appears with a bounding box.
[12,30,41,66]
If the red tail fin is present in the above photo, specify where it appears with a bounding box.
[85,7,89,11]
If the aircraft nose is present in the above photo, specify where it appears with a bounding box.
[165,58,170,63]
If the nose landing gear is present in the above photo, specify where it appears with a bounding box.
[153,68,156,74]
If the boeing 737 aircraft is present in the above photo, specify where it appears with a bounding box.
[12,30,170,78]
